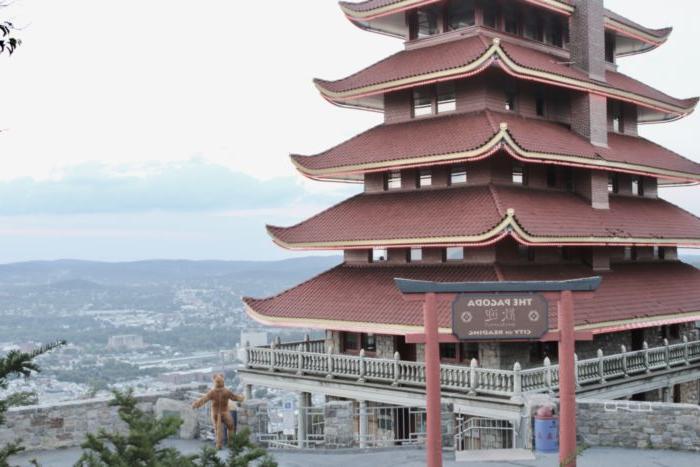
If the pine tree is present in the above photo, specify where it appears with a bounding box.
[75,389,199,467]
[196,428,277,467]
[0,340,66,467]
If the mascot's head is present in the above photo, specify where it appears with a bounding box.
[213,373,225,388]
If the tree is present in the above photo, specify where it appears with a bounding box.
[196,428,277,467]
[0,340,66,467]
[75,389,199,467]
[0,2,21,55]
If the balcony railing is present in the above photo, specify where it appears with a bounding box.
[245,336,700,400]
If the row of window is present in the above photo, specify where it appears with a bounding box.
[371,247,466,263]
[608,174,646,197]
[412,83,550,120]
[384,165,525,191]
[408,0,568,50]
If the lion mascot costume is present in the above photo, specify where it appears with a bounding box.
[192,373,245,449]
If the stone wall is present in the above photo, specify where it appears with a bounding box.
[0,386,205,453]
[0,394,159,452]
[577,399,700,451]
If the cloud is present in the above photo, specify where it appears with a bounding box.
[0,159,355,215]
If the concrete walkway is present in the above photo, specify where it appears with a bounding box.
[11,441,700,466]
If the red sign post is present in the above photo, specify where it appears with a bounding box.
[396,277,601,467]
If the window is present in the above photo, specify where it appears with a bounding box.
[535,92,546,117]
[543,16,564,48]
[546,166,557,188]
[419,169,432,188]
[523,15,542,41]
[372,248,388,263]
[512,165,527,185]
[530,342,559,363]
[605,32,616,63]
[460,343,479,362]
[632,177,642,196]
[608,173,619,194]
[505,90,517,111]
[563,168,574,191]
[413,87,434,117]
[450,165,467,185]
[446,0,475,31]
[610,101,624,133]
[658,247,667,261]
[439,343,457,361]
[504,7,519,35]
[482,2,499,29]
[386,170,402,190]
[342,332,359,352]
[342,332,377,353]
[362,333,377,352]
[446,247,464,261]
[662,324,681,341]
[410,5,440,39]
[519,245,535,262]
[436,82,456,113]
[410,248,423,262]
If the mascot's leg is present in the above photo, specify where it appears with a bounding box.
[213,413,223,449]
[222,411,235,447]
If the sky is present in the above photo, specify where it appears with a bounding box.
[0,0,698,262]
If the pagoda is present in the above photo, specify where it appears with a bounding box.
[242,0,700,424]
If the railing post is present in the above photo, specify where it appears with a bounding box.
[392,351,400,387]
[358,348,366,383]
[643,341,650,373]
[468,358,478,396]
[683,335,690,366]
[544,357,553,393]
[664,338,671,369]
[275,336,282,347]
[269,340,277,373]
[511,362,522,402]
[304,334,310,352]
[326,345,334,380]
[620,345,628,377]
[574,353,580,388]
[245,341,251,369]
[597,349,606,384]
[297,344,304,376]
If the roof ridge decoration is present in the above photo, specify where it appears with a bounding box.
[266,188,700,251]
[292,119,700,184]
[314,37,697,122]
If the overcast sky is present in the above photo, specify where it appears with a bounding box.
[0,0,698,262]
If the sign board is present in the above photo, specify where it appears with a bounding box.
[452,293,549,340]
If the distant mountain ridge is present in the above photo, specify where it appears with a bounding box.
[0,257,342,286]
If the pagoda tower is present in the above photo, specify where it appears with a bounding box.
[244,0,700,399]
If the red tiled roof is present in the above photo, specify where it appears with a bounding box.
[604,8,671,41]
[314,35,697,119]
[268,184,700,249]
[243,261,700,334]
[292,111,700,182]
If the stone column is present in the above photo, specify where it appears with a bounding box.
[662,386,674,403]
[297,392,311,448]
[359,400,368,448]
[244,384,253,400]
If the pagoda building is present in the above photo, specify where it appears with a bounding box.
[242,0,700,412]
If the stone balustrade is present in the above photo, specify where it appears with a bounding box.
[246,337,700,399]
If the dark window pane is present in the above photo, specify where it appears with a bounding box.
[437,82,456,113]
[460,343,479,362]
[413,87,433,117]
[447,0,475,31]
[416,6,439,38]
[362,333,377,352]
[483,3,499,28]
[504,8,519,34]
[343,332,359,351]
[440,343,457,360]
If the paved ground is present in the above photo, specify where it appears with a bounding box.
[11,440,700,466]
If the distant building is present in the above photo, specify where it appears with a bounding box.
[107,335,145,351]
[159,368,215,385]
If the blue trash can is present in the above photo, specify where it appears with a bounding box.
[534,415,559,453]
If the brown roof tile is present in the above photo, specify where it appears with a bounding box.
[244,262,700,332]
[268,184,700,247]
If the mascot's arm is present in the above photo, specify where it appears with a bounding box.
[192,390,213,409]
[228,391,245,402]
